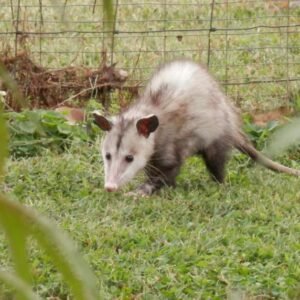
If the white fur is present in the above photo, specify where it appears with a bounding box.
[101,60,240,191]
[144,60,239,149]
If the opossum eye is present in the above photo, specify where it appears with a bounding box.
[105,153,111,160]
[125,155,134,163]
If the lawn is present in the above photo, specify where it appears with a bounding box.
[1,140,300,299]
[1,0,300,299]
[1,1,300,110]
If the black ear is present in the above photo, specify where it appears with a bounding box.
[93,113,112,131]
[136,114,159,138]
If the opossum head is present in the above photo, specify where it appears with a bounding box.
[93,113,159,192]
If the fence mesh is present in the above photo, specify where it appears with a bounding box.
[1,0,300,111]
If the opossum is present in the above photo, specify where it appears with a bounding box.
[93,59,300,194]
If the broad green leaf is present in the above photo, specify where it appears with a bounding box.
[0,271,40,300]
[23,111,40,122]
[41,110,63,120]
[7,110,96,158]
[0,194,98,300]
[19,120,37,134]
[10,137,61,147]
[57,123,72,135]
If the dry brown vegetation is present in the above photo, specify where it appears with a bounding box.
[1,51,133,111]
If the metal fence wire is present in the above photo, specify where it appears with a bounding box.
[1,0,300,111]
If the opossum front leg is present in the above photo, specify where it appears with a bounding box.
[138,163,181,195]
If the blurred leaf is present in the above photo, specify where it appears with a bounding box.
[0,61,25,108]
[0,6,100,300]
[266,118,300,157]
[0,271,41,300]
[295,93,300,112]
[0,194,98,300]
[0,110,8,178]
[288,284,300,300]
[103,0,114,24]
[2,213,31,285]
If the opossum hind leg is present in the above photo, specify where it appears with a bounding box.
[201,140,231,183]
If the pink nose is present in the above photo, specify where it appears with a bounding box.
[105,184,118,192]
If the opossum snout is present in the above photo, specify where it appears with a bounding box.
[105,183,118,192]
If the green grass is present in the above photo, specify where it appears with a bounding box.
[2,141,300,299]
[1,0,300,111]
[1,1,300,299]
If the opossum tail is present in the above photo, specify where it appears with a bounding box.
[235,137,300,176]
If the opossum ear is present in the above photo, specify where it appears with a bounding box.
[136,114,159,138]
[93,113,112,131]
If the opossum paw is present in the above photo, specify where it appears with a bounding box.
[126,183,155,198]
[125,190,149,199]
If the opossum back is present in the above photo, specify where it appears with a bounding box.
[143,60,240,145]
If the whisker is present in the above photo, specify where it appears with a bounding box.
[145,163,169,186]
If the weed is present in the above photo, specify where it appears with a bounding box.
[6,109,100,158]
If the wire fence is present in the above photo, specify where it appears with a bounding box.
[1,0,300,111]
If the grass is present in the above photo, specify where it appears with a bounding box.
[1,1,300,111]
[1,141,300,299]
[1,0,300,299]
